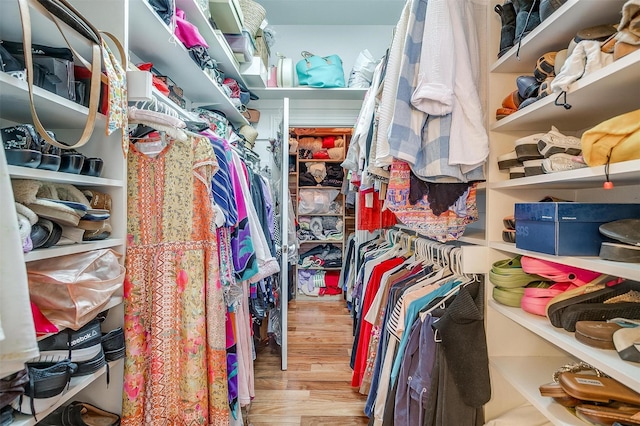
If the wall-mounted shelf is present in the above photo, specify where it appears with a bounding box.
[128,0,248,127]
[8,166,124,188]
[490,241,640,281]
[252,87,367,101]
[491,50,640,133]
[489,356,583,426]
[491,0,628,74]
[23,239,126,263]
[0,73,106,129]
[490,159,640,190]
[489,300,640,392]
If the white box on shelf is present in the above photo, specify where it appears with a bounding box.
[209,0,244,34]
[240,56,267,88]
[127,70,153,101]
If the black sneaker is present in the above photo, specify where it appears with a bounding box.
[36,319,102,363]
[15,360,77,415]
[101,327,125,361]
[72,348,106,377]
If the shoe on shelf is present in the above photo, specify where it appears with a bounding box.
[599,219,640,247]
[542,153,588,173]
[497,150,521,170]
[513,0,541,43]
[613,326,640,363]
[14,360,77,416]
[514,133,545,161]
[101,327,125,361]
[72,348,107,377]
[34,319,103,363]
[537,126,582,157]
[38,401,121,426]
[539,0,567,21]
[509,165,525,179]
[495,0,517,57]
[600,242,640,263]
[523,159,544,176]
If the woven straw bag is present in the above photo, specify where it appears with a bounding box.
[238,0,266,38]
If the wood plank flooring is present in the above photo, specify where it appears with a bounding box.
[247,300,369,426]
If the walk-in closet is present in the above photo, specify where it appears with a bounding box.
[1,0,639,425]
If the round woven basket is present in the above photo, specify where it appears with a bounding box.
[239,0,266,38]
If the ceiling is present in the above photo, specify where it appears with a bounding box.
[255,0,406,25]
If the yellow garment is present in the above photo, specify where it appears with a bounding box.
[581,108,640,166]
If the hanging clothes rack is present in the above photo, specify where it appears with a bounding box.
[130,89,208,127]
[386,225,488,275]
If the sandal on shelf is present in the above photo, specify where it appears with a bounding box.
[489,256,548,288]
[575,402,640,426]
[575,321,623,350]
[539,361,603,408]
[613,324,640,363]
[547,279,640,331]
[538,381,582,407]
[559,372,640,405]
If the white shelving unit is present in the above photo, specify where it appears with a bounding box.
[491,0,629,73]
[492,49,640,133]
[489,356,580,426]
[484,0,640,424]
[128,0,249,128]
[0,0,129,419]
[0,73,107,129]
[490,300,640,392]
[174,0,246,86]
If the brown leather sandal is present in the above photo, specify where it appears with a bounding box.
[559,372,640,405]
[576,402,640,426]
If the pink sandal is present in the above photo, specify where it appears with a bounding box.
[521,257,601,286]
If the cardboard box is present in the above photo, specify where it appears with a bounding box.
[514,202,640,256]
[209,0,244,34]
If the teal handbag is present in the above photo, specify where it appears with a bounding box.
[295,51,345,88]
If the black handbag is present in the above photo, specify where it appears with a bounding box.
[16,0,126,150]
[1,40,73,62]
[0,42,24,73]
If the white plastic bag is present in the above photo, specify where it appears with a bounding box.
[298,189,340,214]
[348,49,378,88]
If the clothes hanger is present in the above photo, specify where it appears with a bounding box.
[128,106,188,143]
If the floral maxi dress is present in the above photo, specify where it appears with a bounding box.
[123,135,229,425]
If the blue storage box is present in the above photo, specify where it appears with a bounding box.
[514,202,640,256]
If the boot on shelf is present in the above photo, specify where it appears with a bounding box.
[495,0,517,57]
[513,0,541,43]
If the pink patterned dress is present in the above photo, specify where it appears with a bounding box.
[123,135,229,425]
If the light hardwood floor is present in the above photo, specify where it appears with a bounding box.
[247,299,369,426]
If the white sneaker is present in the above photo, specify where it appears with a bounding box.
[509,165,525,179]
[497,150,520,170]
[515,133,546,161]
[542,154,588,173]
[523,159,544,176]
[537,126,582,157]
